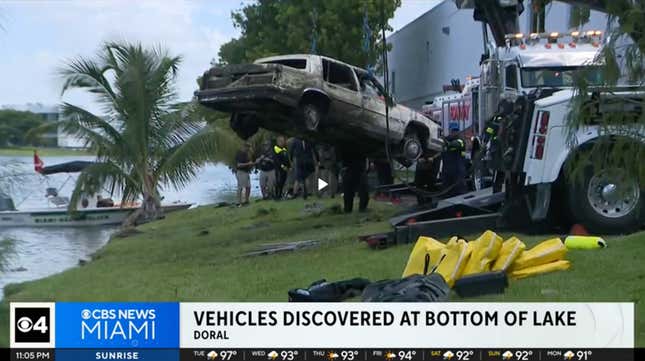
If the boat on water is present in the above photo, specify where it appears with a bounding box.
[0,202,191,227]
[0,158,192,227]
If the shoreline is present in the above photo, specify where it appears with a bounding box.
[0,147,93,157]
[0,199,643,347]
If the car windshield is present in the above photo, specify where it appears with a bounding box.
[520,66,603,88]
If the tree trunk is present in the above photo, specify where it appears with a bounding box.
[142,191,162,221]
[121,173,164,227]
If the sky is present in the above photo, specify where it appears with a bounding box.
[0,0,442,114]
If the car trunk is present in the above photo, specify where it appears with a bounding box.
[200,63,282,90]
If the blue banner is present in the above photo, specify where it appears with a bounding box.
[55,302,179,349]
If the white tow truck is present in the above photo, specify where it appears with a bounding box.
[393,0,644,235]
[470,0,645,234]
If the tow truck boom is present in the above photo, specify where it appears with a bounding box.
[454,0,635,47]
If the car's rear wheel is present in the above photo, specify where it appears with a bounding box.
[401,132,423,162]
[230,113,259,139]
[299,103,323,131]
[567,165,643,234]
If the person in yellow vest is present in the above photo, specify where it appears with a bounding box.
[273,136,290,200]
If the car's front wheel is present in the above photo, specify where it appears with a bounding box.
[567,165,643,234]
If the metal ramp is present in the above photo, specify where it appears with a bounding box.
[389,187,505,226]
[360,187,507,249]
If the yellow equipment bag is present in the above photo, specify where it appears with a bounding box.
[401,236,446,278]
[492,236,526,271]
[462,230,503,276]
[509,260,571,279]
[510,238,567,271]
[435,237,472,287]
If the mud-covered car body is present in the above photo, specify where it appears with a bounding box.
[196,54,442,159]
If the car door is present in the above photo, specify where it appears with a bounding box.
[359,75,403,141]
[321,59,362,127]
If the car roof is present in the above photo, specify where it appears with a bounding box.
[255,54,366,73]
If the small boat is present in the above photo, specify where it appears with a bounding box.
[0,202,191,227]
[0,157,192,227]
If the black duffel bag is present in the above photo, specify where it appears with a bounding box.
[362,274,450,302]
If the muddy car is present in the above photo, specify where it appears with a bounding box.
[196,54,442,161]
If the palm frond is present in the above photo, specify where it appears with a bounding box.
[59,57,117,106]
[69,161,141,210]
[148,102,204,151]
[154,124,220,190]
[57,119,116,152]
[60,103,123,143]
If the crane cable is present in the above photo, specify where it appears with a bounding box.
[380,0,393,176]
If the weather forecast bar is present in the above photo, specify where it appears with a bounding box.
[4,348,642,361]
[176,349,641,361]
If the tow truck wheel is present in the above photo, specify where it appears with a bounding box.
[568,166,643,234]
[299,103,322,131]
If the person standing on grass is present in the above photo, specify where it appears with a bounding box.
[342,151,370,213]
[273,135,290,200]
[235,142,254,205]
[256,139,276,200]
[441,123,467,197]
[291,138,318,200]
[317,143,338,198]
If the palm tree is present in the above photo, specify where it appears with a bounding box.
[58,42,221,225]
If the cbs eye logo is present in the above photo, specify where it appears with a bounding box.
[14,308,50,343]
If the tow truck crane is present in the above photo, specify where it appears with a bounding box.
[377,0,644,245]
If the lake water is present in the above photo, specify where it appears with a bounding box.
[0,155,261,298]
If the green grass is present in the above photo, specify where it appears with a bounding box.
[1,198,643,347]
[0,147,92,157]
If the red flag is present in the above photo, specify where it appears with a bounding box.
[34,151,44,173]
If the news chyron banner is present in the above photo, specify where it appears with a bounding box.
[10,302,635,361]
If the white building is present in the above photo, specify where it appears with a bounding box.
[1,103,86,148]
[387,0,608,109]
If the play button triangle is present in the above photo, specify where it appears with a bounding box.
[318,178,328,191]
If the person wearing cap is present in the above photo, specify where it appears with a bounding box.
[235,142,254,205]
[441,123,467,196]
